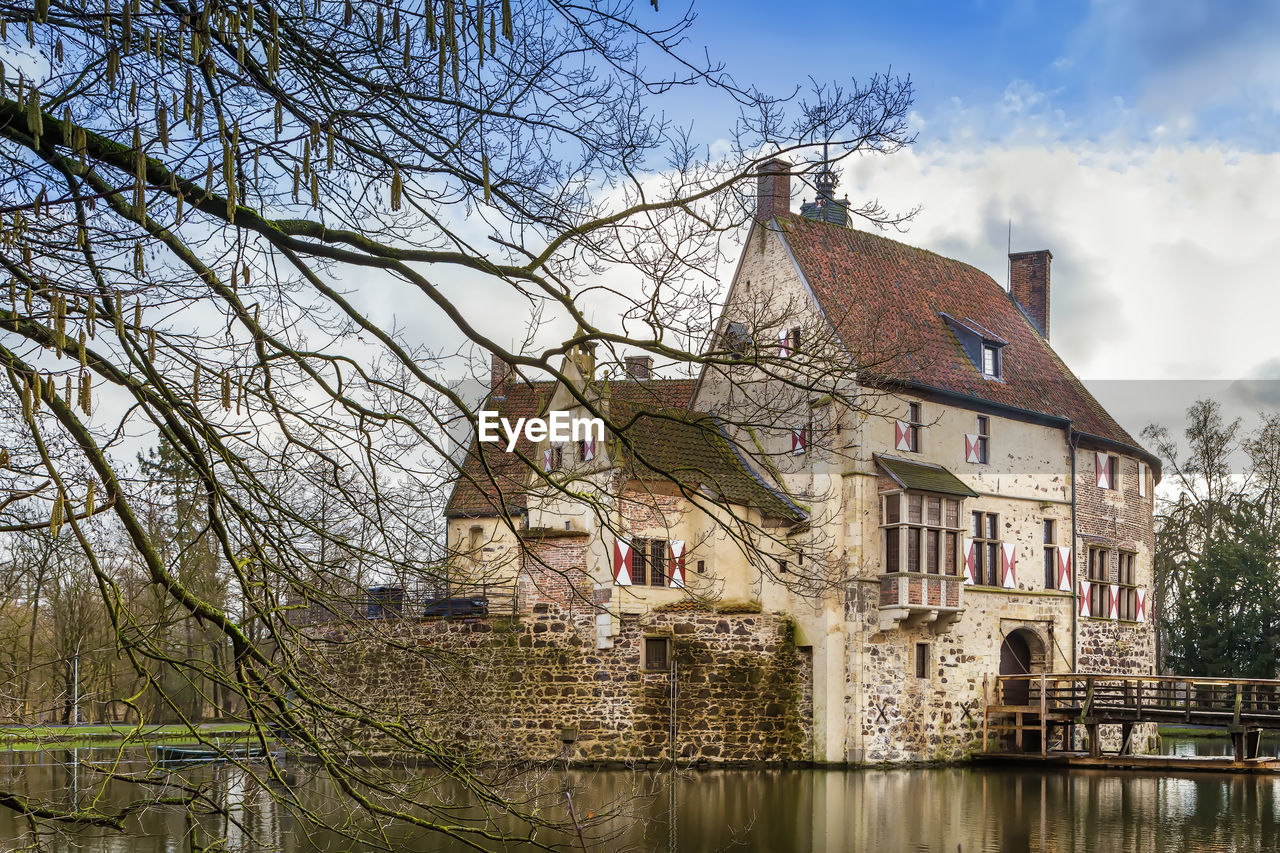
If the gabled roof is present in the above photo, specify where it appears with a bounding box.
[445,380,555,518]
[875,454,979,498]
[773,213,1151,463]
[444,378,695,518]
[614,407,806,523]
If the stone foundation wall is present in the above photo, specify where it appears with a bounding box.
[314,604,812,765]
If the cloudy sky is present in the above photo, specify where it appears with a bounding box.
[652,0,1280,446]
[333,1,1280,459]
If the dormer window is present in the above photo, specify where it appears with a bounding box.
[941,313,1007,381]
[982,344,1001,378]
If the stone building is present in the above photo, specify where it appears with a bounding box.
[439,160,1159,765]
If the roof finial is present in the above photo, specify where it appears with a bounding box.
[800,140,849,226]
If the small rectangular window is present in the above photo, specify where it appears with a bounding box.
[632,537,648,585]
[696,560,706,575]
[976,416,990,463]
[982,345,1001,378]
[972,511,1001,587]
[907,402,923,452]
[914,643,930,679]
[650,539,667,587]
[644,637,670,672]
[725,321,752,359]
[1118,552,1137,620]
[777,558,789,574]
[1042,519,1057,588]
[1088,547,1109,616]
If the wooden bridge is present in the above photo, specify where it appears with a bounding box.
[983,673,1280,764]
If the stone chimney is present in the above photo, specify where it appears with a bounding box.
[624,355,652,380]
[1009,249,1052,339]
[490,353,510,399]
[755,158,791,223]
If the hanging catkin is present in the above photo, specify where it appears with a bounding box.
[26,86,42,147]
[86,297,94,337]
[220,371,231,409]
[148,327,155,361]
[0,448,8,468]
[85,480,94,515]
[225,124,238,220]
[133,298,141,329]
[49,491,61,533]
[391,169,403,210]
[64,374,71,406]
[78,370,91,414]
[193,363,201,402]
[158,101,169,149]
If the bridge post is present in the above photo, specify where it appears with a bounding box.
[1086,722,1100,758]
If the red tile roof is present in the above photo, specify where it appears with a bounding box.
[774,214,1152,461]
[444,378,696,518]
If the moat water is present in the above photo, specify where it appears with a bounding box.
[0,739,1277,851]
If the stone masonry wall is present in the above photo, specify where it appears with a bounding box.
[314,604,812,766]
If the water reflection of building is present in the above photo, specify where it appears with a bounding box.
[434,158,1158,765]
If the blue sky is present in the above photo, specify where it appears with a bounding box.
[681,0,1280,150]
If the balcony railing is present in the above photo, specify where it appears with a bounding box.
[877,571,964,631]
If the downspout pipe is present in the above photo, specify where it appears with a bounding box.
[1068,426,1079,673]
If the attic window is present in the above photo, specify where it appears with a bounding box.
[940,313,1007,381]
[724,321,752,359]
[982,344,1001,378]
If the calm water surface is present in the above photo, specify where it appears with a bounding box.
[0,741,1277,851]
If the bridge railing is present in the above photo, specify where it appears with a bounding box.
[989,672,1280,721]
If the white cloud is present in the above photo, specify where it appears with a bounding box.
[843,141,1280,384]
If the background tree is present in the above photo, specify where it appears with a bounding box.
[0,0,916,844]
[1147,400,1280,677]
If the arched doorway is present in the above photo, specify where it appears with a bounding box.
[999,628,1046,705]
[1000,632,1033,704]
[998,628,1048,752]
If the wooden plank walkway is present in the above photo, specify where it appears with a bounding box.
[982,673,1280,763]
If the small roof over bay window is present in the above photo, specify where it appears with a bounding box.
[875,455,979,499]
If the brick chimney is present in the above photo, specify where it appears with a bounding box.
[1009,249,1052,339]
[755,158,791,223]
[490,353,510,399]
[624,355,652,380]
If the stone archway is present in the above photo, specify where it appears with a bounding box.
[999,627,1048,706]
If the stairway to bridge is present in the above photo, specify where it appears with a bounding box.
[983,673,1280,763]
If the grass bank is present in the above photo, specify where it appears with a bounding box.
[0,722,268,752]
